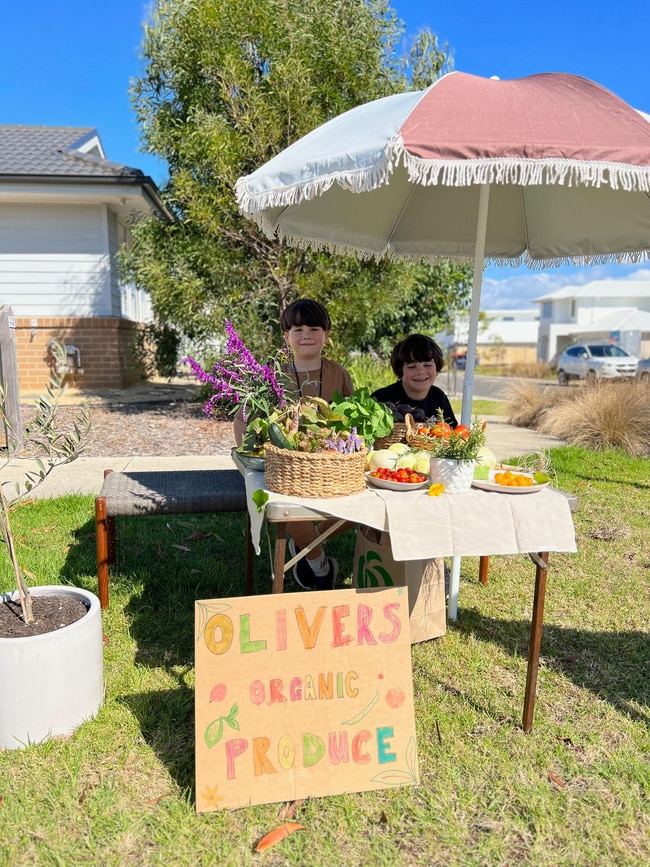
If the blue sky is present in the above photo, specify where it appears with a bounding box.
[2,0,649,308]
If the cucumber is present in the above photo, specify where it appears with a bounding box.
[268,422,295,450]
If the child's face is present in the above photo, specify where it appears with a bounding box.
[401,358,438,400]
[284,325,329,366]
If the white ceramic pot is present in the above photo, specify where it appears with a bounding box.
[0,586,104,750]
[429,458,475,494]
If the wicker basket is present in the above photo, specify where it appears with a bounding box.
[264,444,368,498]
[373,422,407,451]
[404,413,436,450]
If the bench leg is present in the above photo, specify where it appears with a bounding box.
[479,556,489,585]
[95,496,110,609]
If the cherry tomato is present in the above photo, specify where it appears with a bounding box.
[431,422,452,439]
[454,424,470,440]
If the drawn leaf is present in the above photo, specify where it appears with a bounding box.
[371,769,417,786]
[204,718,224,749]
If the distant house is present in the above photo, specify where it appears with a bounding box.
[0,126,171,392]
[446,309,540,367]
[533,276,650,363]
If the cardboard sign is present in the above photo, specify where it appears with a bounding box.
[195,587,418,812]
[354,527,446,644]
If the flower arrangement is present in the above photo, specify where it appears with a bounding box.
[184,322,364,456]
[405,411,487,461]
[184,320,288,422]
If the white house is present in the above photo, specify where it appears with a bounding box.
[533,275,650,363]
[0,125,171,391]
[444,309,540,367]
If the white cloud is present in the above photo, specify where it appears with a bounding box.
[479,264,650,309]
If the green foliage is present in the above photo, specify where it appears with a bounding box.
[329,387,395,447]
[131,322,182,380]
[122,0,471,356]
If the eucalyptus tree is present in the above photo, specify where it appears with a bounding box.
[124,0,471,358]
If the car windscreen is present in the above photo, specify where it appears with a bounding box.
[588,345,628,357]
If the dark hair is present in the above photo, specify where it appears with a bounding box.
[390,334,445,378]
[280,298,331,333]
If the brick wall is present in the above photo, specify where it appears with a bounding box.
[14,317,144,393]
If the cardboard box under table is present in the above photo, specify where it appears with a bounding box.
[353,526,446,644]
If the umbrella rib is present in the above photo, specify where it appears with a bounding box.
[385,180,419,252]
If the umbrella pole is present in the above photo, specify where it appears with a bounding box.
[449,183,490,621]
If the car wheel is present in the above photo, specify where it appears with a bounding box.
[585,370,597,385]
[638,370,650,382]
[557,369,569,386]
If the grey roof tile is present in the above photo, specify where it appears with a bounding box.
[0,125,146,179]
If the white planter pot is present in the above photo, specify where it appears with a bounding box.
[0,586,104,750]
[429,458,475,494]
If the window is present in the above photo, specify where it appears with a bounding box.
[541,302,552,318]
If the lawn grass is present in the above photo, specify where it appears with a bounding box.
[450,398,506,417]
[1,446,649,866]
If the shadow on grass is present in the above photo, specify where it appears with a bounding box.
[60,509,358,793]
[457,607,650,726]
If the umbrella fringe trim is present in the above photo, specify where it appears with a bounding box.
[234,153,395,219]
[391,137,650,192]
[236,137,650,223]
[264,228,649,269]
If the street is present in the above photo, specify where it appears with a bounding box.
[440,371,559,401]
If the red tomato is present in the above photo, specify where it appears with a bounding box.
[454,424,470,440]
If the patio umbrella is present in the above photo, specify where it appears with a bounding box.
[235,70,650,614]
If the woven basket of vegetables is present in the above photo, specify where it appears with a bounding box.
[373,423,408,450]
[265,444,368,498]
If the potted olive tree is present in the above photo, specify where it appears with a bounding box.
[0,342,104,750]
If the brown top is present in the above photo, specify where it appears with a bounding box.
[280,358,354,402]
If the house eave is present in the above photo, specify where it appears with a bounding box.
[0,174,175,222]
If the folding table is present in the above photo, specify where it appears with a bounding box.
[236,456,577,732]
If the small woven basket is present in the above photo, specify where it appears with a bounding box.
[264,444,368,498]
[404,413,436,451]
[373,422,407,451]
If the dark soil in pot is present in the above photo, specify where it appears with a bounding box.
[0,594,88,638]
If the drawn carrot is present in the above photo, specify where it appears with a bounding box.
[255,822,307,852]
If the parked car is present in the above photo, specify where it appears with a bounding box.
[556,343,639,385]
[636,357,650,381]
[452,353,479,370]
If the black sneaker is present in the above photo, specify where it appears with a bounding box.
[315,556,339,591]
[288,538,316,590]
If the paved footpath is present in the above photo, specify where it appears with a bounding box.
[1,419,564,500]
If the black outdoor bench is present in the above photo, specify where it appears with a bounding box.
[95,468,253,608]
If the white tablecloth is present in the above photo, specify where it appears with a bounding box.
[244,469,577,559]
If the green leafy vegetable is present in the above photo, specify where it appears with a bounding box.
[330,388,394,447]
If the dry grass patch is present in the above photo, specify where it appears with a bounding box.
[504,379,650,456]
[502,379,573,428]
[539,381,650,456]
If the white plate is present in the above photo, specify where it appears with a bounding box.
[365,471,429,492]
[471,469,550,494]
